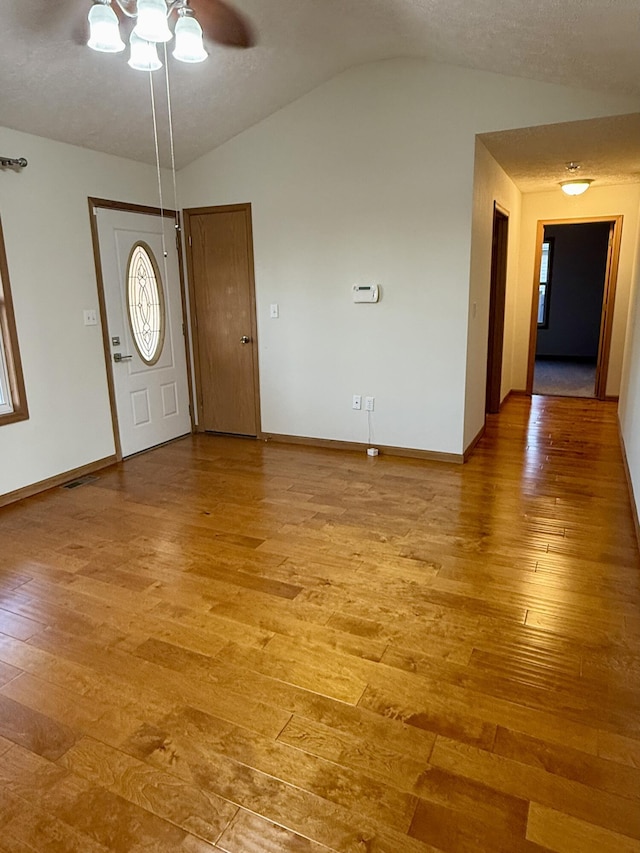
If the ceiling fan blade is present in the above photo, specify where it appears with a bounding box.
[187,0,255,48]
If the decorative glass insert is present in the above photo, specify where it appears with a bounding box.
[126,241,165,365]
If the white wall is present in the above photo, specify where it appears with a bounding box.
[179,58,640,455]
[512,185,640,396]
[3,61,640,498]
[619,207,640,526]
[464,140,522,449]
[0,126,167,496]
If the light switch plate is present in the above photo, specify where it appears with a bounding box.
[83,309,98,326]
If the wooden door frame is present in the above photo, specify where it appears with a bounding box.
[88,197,195,461]
[525,215,623,400]
[183,203,262,437]
[486,202,509,414]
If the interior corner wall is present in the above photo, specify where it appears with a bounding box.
[178,58,640,456]
[464,140,522,450]
[0,126,167,497]
[513,184,640,397]
[619,203,640,530]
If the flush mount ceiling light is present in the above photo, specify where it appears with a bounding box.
[561,179,593,196]
[560,162,592,196]
[87,0,254,70]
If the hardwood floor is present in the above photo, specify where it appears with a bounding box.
[1,394,639,852]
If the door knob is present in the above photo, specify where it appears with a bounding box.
[240,336,250,344]
[113,352,133,362]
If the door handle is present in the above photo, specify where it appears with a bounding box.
[113,353,133,362]
[240,336,250,344]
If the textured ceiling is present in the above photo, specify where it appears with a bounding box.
[480,113,640,193]
[2,1,640,168]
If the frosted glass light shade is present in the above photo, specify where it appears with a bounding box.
[128,32,163,71]
[560,180,592,196]
[134,0,172,43]
[87,3,125,53]
[173,16,207,63]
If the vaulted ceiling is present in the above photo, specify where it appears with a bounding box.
[2,0,640,170]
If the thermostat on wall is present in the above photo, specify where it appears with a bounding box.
[352,284,380,303]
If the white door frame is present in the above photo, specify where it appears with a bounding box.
[88,197,195,460]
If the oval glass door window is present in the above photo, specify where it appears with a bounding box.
[126,241,166,365]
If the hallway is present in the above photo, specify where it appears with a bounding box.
[0,395,639,852]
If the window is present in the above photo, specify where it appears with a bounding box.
[537,238,554,328]
[126,241,165,365]
[0,334,12,415]
[0,217,28,426]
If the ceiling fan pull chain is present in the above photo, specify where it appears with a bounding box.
[148,67,170,284]
[163,43,181,224]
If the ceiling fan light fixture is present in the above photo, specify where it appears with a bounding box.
[134,0,173,44]
[87,2,126,53]
[128,31,163,71]
[173,15,208,63]
[560,179,592,196]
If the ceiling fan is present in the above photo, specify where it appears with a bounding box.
[80,0,254,68]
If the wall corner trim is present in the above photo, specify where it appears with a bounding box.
[463,424,486,462]
[0,455,118,509]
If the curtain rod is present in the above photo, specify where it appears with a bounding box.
[0,157,28,169]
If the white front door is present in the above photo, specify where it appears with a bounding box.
[95,207,191,457]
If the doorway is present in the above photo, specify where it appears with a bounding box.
[89,199,193,458]
[526,216,622,400]
[486,204,509,414]
[184,203,261,437]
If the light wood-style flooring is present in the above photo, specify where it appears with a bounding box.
[1,395,639,852]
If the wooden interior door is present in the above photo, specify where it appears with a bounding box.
[185,204,260,436]
[486,206,509,414]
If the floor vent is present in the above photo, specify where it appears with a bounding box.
[61,475,100,490]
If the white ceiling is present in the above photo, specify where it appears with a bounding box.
[2,0,640,169]
[480,113,640,194]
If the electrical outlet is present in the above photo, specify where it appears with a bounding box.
[365,396,375,412]
[352,395,362,410]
